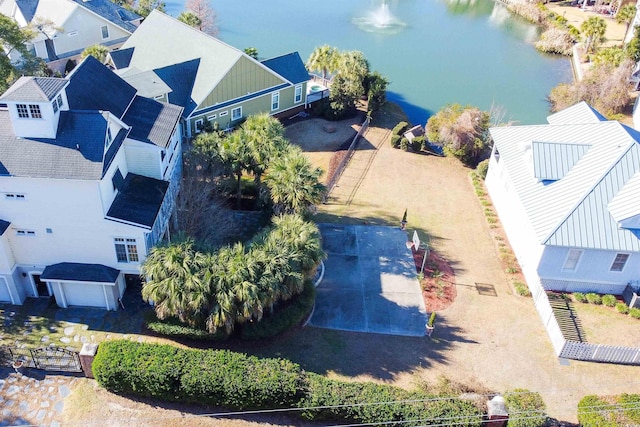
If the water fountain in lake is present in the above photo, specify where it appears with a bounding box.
[353,0,406,34]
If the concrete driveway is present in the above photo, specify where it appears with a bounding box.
[310,224,427,336]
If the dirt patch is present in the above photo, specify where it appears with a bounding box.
[411,247,457,312]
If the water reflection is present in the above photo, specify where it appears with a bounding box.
[443,0,495,16]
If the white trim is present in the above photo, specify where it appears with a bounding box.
[0,277,15,305]
[294,84,302,103]
[271,92,280,111]
[219,111,228,117]
[194,118,204,133]
[103,284,110,310]
[610,253,630,272]
[231,106,242,121]
[561,249,583,272]
[57,281,68,308]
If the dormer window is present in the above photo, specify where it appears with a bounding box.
[16,104,42,119]
[52,100,58,113]
[57,95,63,108]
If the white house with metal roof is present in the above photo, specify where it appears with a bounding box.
[0,0,141,71]
[108,10,310,137]
[486,102,640,296]
[0,56,182,310]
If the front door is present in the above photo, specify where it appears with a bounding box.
[33,274,50,297]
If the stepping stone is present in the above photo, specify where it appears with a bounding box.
[59,337,71,344]
[53,401,64,414]
[41,336,49,342]
[2,409,11,417]
[80,336,88,343]
[19,401,28,411]
[44,379,54,385]
[40,401,50,408]
[81,325,88,330]
[73,335,79,342]
[36,409,46,420]
[51,421,61,427]
[6,385,20,395]
[64,327,75,336]
[58,385,70,398]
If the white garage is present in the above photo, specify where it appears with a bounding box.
[41,262,122,310]
[0,277,13,303]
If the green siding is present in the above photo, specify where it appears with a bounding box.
[188,82,307,133]
[199,56,285,110]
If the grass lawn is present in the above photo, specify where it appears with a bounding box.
[572,300,640,347]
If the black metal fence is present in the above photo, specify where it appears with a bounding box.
[0,345,82,372]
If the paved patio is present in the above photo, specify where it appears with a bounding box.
[310,224,427,336]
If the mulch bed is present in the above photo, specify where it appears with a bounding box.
[411,246,457,312]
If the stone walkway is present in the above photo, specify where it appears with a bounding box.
[0,368,77,426]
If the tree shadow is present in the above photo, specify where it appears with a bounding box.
[385,91,432,126]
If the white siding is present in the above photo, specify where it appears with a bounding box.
[7,101,60,139]
[100,146,130,214]
[124,140,162,179]
[0,277,12,303]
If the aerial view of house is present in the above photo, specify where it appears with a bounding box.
[486,101,640,296]
[0,0,141,71]
[109,10,309,136]
[0,55,182,309]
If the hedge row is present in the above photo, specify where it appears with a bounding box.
[578,394,640,427]
[93,340,484,425]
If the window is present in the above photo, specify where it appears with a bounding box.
[153,94,163,100]
[5,193,25,200]
[29,104,42,119]
[231,107,242,121]
[111,168,123,192]
[219,111,228,117]
[101,25,109,39]
[57,95,63,108]
[52,100,58,113]
[194,119,204,133]
[67,31,78,37]
[562,249,583,272]
[15,229,35,236]
[610,253,630,272]
[114,238,139,262]
[207,114,216,121]
[16,104,29,118]
[294,85,302,103]
[493,147,500,163]
[271,92,280,111]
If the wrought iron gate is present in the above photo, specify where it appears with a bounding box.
[0,345,82,372]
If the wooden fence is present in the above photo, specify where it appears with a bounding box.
[530,276,640,365]
[323,117,370,202]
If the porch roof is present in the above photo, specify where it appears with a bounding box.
[42,263,120,284]
[106,173,168,228]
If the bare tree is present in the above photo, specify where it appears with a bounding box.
[184,0,218,37]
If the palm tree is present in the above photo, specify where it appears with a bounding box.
[581,16,607,53]
[269,214,325,277]
[141,239,209,326]
[216,130,252,209]
[242,113,288,187]
[616,3,636,39]
[306,45,339,80]
[264,147,326,216]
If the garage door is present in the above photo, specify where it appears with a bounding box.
[62,282,106,308]
[0,277,11,303]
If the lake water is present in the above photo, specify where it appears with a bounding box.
[163,0,572,125]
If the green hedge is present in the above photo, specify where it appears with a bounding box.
[145,311,230,341]
[93,340,306,409]
[93,341,484,425]
[578,395,620,427]
[392,121,409,136]
[240,279,316,340]
[300,373,482,426]
[504,389,547,427]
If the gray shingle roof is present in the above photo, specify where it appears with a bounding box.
[261,52,309,85]
[0,220,10,236]
[123,96,183,148]
[152,59,199,118]
[0,76,68,102]
[66,56,137,119]
[107,173,168,228]
[70,0,140,33]
[110,47,135,69]
[41,262,120,283]
[120,69,172,99]
[0,110,112,179]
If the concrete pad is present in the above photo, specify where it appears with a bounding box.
[310,224,427,336]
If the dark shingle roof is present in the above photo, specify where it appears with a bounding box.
[41,262,120,283]
[0,76,68,102]
[0,110,112,179]
[123,96,183,148]
[70,0,140,33]
[110,47,135,69]
[107,173,168,228]
[0,220,10,236]
[66,56,137,119]
[153,59,199,118]
[16,0,39,22]
[261,52,309,85]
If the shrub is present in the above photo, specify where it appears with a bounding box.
[93,340,306,410]
[601,294,617,307]
[629,307,640,319]
[390,134,401,148]
[513,281,531,297]
[577,395,618,427]
[615,302,629,314]
[392,121,409,136]
[400,137,409,151]
[504,389,547,427]
[586,293,602,305]
[411,135,425,152]
[240,280,315,340]
[145,312,230,341]
[573,292,587,303]
[475,159,489,180]
[619,394,640,423]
